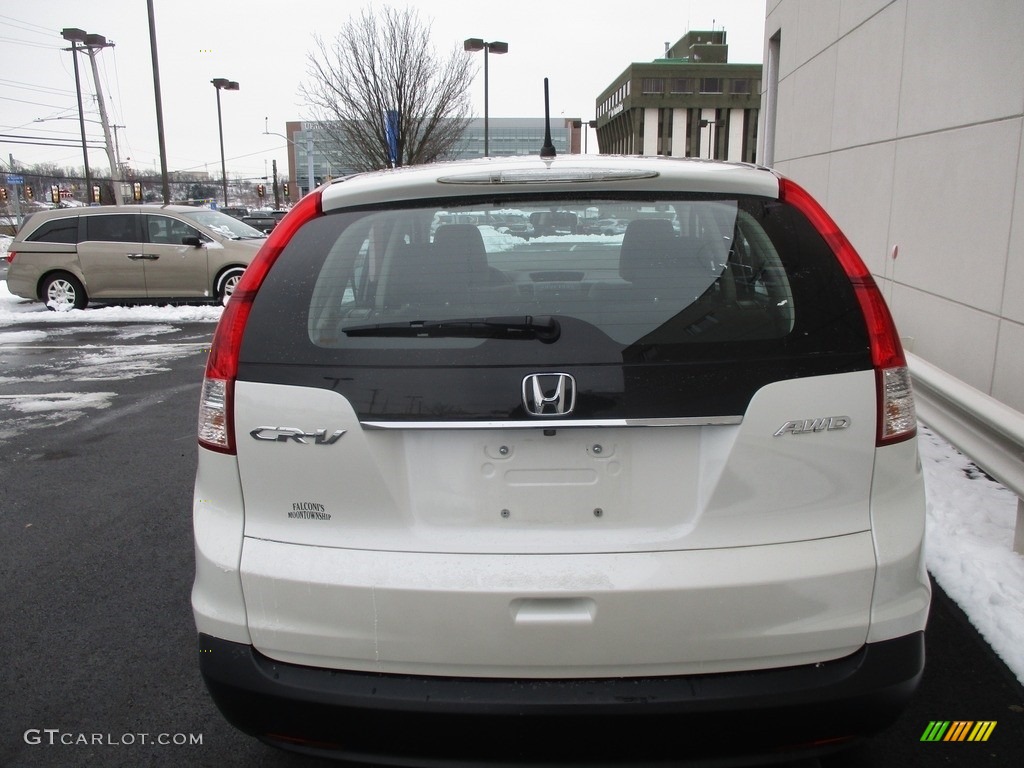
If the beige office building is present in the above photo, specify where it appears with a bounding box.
[759,0,1024,414]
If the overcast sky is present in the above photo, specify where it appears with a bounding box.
[2,0,766,183]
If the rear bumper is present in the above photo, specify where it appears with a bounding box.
[4,270,38,301]
[199,630,924,765]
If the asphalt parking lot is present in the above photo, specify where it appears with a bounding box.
[0,314,1021,767]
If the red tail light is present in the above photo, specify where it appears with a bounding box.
[198,190,324,454]
[5,251,15,264]
[778,177,916,446]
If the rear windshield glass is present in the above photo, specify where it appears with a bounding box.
[243,194,868,368]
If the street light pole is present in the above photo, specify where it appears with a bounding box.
[264,118,315,198]
[699,118,718,159]
[463,38,508,158]
[571,119,599,154]
[211,78,239,207]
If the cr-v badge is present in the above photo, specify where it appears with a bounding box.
[250,427,346,444]
[522,373,576,416]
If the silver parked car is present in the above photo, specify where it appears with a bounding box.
[192,155,928,764]
[5,205,267,309]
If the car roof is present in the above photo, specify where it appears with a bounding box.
[319,155,780,211]
[13,204,240,239]
[20,204,229,220]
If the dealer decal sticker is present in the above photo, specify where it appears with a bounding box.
[288,502,332,521]
[920,721,996,742]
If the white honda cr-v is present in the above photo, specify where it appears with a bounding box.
[192,154,929,765]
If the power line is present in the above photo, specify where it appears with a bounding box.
[0,134,105,149]
[0,35,61,51]
[0,78,78,98]
[0,12,56,36]
[0,95,75,110]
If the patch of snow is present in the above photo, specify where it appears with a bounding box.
[0,329,49,344]
[920,425,1024,684]
[1,390,115,414]
[0,391,116,438]
[0,279,223,324]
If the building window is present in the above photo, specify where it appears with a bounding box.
[642,78,664,95]
[699,78,723,94]
[670,78,694,94]
[731,79,751,95]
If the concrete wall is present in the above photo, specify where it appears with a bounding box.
[760,0,1024,413]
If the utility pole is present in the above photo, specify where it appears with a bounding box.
[272,159,280,209]
[61,29,93,199]
[8,153,23,227]
[111,124,125,172]
[147,0,171,205]
[81,39,122,205]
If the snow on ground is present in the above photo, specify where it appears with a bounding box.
[1,233,1022,684]
[918,426,1024,683]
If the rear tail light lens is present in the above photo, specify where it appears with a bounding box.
[197,378,230,450]
[880,366,917,442]
[779,177,916,446]
[5,251,15,264]
[197,190,324,454]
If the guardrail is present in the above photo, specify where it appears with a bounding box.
[907,353,1024,554]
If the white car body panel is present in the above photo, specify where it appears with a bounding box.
[238,533,875,677]
[319,156,781,211]
[232,371,877,555]
[187,369,929,676]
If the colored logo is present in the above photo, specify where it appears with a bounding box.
[921,721,996,742]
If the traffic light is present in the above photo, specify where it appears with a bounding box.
[257,184,265,198]
[282,182,289,198]
[133,182,143,201]
[0,187,7,202]
[25,186,33,200]
[51,185,60,205]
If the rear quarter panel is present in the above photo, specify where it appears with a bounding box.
[6,241,81,299]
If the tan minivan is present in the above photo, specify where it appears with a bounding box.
[5,205,267,310]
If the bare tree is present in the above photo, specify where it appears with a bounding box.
[300,5,476,172]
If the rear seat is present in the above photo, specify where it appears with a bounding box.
[383,225,520,317]
[592,219,724,342]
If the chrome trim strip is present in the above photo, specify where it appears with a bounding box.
[360,416,742,430]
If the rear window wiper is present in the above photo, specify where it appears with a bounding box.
[343,315,561,343]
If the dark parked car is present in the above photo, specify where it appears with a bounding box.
[219,206,249,221]
[241,209,288,234]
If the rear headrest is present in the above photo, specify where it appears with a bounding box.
[619,219,679,283]
[432,224,491,283]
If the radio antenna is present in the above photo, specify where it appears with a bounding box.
[540,78,556,158]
